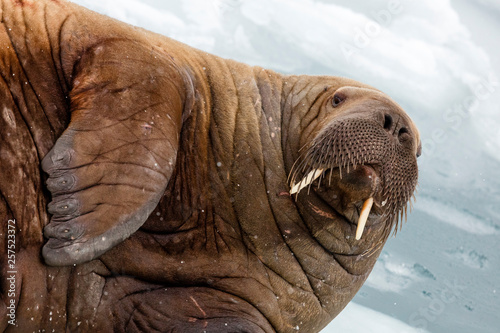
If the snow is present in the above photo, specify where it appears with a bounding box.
[329,302,428,333]
[417,197,497,236]
[70,0,500,332]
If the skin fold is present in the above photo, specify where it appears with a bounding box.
[0,0,421,332]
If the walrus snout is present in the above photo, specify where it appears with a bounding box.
[289,87,420,240]
[323,86,420,156]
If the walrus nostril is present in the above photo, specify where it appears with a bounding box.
[398,127,409,136]
[383,114,393,131]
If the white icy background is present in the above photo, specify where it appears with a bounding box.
[70,0,500,332]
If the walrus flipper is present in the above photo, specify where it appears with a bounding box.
[41,41,186,266]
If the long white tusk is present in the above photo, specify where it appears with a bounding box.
[290,169,324,195]
[355,197,374,240]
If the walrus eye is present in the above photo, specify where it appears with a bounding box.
[332,93,345,107]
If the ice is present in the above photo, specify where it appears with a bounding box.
[417,196,498,235]
[362,252,436,294]
[325,302,428,333]
[473,0,500,13]
[70,0,500,332]
[445,247,489,270]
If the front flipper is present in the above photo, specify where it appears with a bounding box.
[42,40,188,266]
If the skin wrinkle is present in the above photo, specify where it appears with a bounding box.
[214,219,232,255]
[331,253,367,278]
[211,213,229,256]
[261,165,315,296]
[178,69,195,124]
[55,161,168,179]
[299,88,327,132]
[60,182,157,200]
[84,137,170,159]
[280,92,297,172]
[1,79,43,244]
[72,88,181,128]
[268,232,320,301]
[264,262,326,321]
[19,0,27,49]
[207,127,227,191]
[257,84,336,317]
[294,195,361,278]
[3,73,39,159]
[220,258,283,331]
[255,70,282,163]
[25,56,59,144]
[308,205,347,248]
[298,114,324,154]
[56,14,72,90]
[213,220,241,250]
[70,81,110,102]
[87,275,107,324]
[1,192,14,218]
[43,4,66,99]
[201,203,210,252]
[60,268,71,331]
[104,82,141,94]
[208,287,279,333]
[128,140,170,167]
[69,264,111,324]
[124,307,139,331]
[68,111,170,137]
[207,81,231,167]
[292,82,310,104]
[282,79,312,165]
[231,67,265,172]
[207,64,251,259]
[128,304,151,332]
[117,285,167,302]
[9,3,58,142]
[279,79,292,145]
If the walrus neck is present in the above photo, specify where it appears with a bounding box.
[150,57,381,330]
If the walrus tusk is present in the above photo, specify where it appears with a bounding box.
[356,197,374,240]
[290,169,324,195]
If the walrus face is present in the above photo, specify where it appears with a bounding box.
[289,85,421,248]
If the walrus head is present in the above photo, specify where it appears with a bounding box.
[285,82,421,252]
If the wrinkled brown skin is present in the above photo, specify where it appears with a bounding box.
[0,0,421,332]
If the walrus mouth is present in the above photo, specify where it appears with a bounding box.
[289,117,418,240]
[290,167,378,240]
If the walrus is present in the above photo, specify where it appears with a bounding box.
[0,0,421,332]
